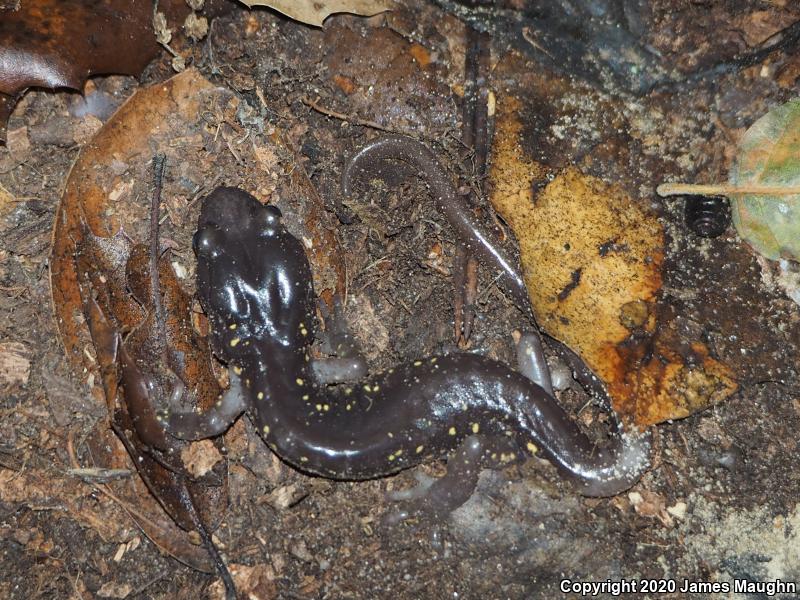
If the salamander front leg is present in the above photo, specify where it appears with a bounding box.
[165,368,248,440]
[311,298,368,384]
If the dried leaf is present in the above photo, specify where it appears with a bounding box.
[51,69,231,566]
[729,98,800,261]
[0,468,129,543]
[97,582,132,599]
[0,341,31,386]
[489,94,737,426]
[239,0,393,27]
[322,23,455,134]
[629,490,673,527]
[181,440,224,479]
[50,69,346,574]
[0,0,230,142]
[209,564,278,600]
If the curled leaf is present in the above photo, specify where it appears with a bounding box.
[239,0,393,27]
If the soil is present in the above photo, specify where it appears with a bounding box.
[2,1,800,599]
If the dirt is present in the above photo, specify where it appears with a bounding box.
[2,1,800,599]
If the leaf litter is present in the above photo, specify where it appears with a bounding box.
[3,2,800,598]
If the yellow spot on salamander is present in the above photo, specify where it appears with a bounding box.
[415,445,424,454]
[430,357,437,363]
[387,432,393,438]
[526,442,538,454]
[233,365,242,375]
[257,391,264,400]
[302,394,309,401]
[345,388,352,396]
[395,449,403,457]
[296,378,304,386]
[229,323,237,330]
[300,326,308,336]
[388,453,395,461]
[363,384,372,393]
[323,404,330,411]
[448,426,456,436]
[315,404,322,411]
[346,403,352,411]
[263,425,270,434]
[300,457,308,463]
[230,337,240,347]
[413,360,422,367]
[471,422,480,434]
[373,384,380,392]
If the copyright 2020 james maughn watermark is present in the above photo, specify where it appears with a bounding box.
[560,577,797,597]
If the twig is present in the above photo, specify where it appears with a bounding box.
[149,154,169,354]
[301,96,408,135]
[454,27,490,347]
[657,182,800,197]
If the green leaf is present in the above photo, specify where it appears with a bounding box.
[729,98,800,260]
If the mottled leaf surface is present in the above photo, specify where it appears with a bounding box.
[730,98,800,261]
[489,89,737,426]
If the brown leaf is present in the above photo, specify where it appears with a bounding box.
[489,90,737,426]
[0,0,231,142]
[51,70,233,565]
[50,68,346,575]
[240,0,393,28]
[181,440,224,479]
[322,23,455,134]
[0,468,130,543]
[97,582,132,599]
[209,564,278,600]
[0,341,31,386]
[629,490,673,527]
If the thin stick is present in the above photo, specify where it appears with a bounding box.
[150,154,168,352]
[301,96,405,134]
[657,182,800,197]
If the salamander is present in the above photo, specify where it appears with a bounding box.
[165,184,648,514]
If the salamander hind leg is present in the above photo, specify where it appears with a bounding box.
[383,434,522,524]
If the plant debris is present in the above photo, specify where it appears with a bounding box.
[239,0,393,28]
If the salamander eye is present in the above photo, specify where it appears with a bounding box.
[260,204,283,235]
[193,226,224,258]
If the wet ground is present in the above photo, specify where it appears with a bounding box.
[2,1,800,599]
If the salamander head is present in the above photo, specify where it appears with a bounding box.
[194,187,316,361]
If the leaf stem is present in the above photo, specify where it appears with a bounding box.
[657,182,800,197]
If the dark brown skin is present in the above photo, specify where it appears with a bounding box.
[165,186,649,508]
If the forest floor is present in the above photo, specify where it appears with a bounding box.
[2,1,800,598]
